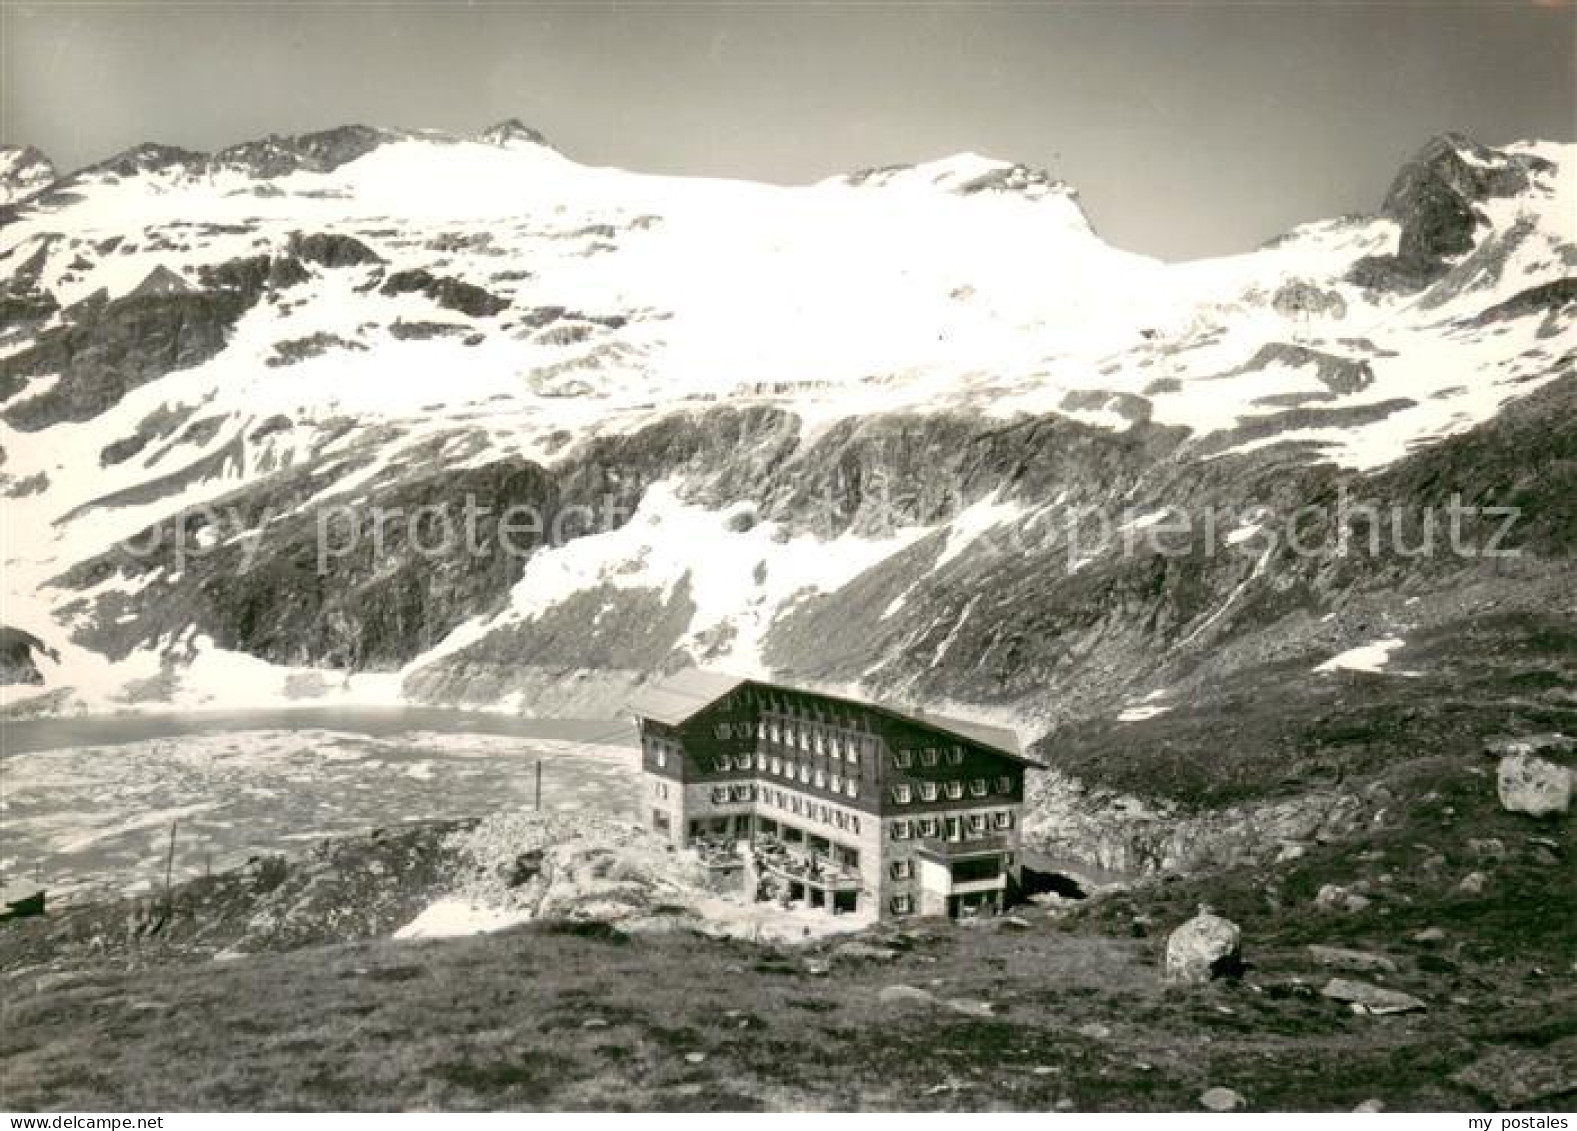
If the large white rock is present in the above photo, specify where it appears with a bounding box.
[1164,905,1242,983]
[1199,1086,1247,1111]
[1497,753,1572,817]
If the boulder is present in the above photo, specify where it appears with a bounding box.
[877,984,937,1007]
[1199,1086,1247,1111]
[1497,753,1572,817]
[1315,884,1372,913]
[1164,905,1243,983]
[1320,978,1426,1015]
[944,997,997,1018]
[829,941,899,964]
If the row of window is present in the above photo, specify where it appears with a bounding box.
[753,697,874,732]
[889,811,1014,840]
[892,746,968,769]
[711,784,757,805]
[760,788,864,835]
[890,777,1011,804]
[714,753,862,798]
[714,719,877,763]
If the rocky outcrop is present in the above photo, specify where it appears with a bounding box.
[268,332,367,366]
[1231,342,1375,394]
[0,144,56,205]
[1350,133,1554,290]
[477,118,555,150]
[211,125,396,179]
[379,269,509,318]
[0,626,57,685]
[288,231,384,268]
[1,253,305,430]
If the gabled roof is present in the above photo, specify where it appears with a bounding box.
[625,668,750,726]
[626,669,1036,766]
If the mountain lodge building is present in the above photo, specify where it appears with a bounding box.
[628,669,1035,921]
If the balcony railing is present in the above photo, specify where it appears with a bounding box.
[916,834,1011,860]
[751,843,861,891]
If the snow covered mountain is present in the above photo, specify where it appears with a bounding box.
[1,123,1572,793]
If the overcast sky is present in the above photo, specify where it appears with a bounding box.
[3,2,1572,260]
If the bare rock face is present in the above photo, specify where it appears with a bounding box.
[0,625,57,685]
[1497,753,1573,817]
[0,144,56,205]
[1163,904,1242,983]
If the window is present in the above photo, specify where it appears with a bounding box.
[891,784,912,804]
[715,756,731,773]
[847,748,860,771]
[757,721,767,739]
[890,860,913,880]
[656,745,667,768]
[733,784,754,802]
[814,731,825,755]
[996,775,1013,795]
[711,786,729,804]
[890,894,913,915]
[653,781,669,800]
[775,790,786,808]
[920,748,938,767]
[918,818,939,839]
[970,813,988,833]
[948,746,965,766]
[945,816,963,841]
[918,781,938,802]
[770,756,782,775]
[830,774,843,793]
[944,781,964,801]
[756,752,768,771]
[893,750,913,769]
[891,820,913,840]
[790,796,802,815]
[969,779,988,798]
[799,764,811,784]
[834,811,846,830]
[995,811,1015,830]
[715,723,731,739]
[814,769,826,789]
[769,724,781,743]
[844,779,858,799]
[818,805,830,824]
[850,816,860,834]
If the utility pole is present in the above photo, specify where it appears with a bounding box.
[163,819,178,914]
[535,760,543,811]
